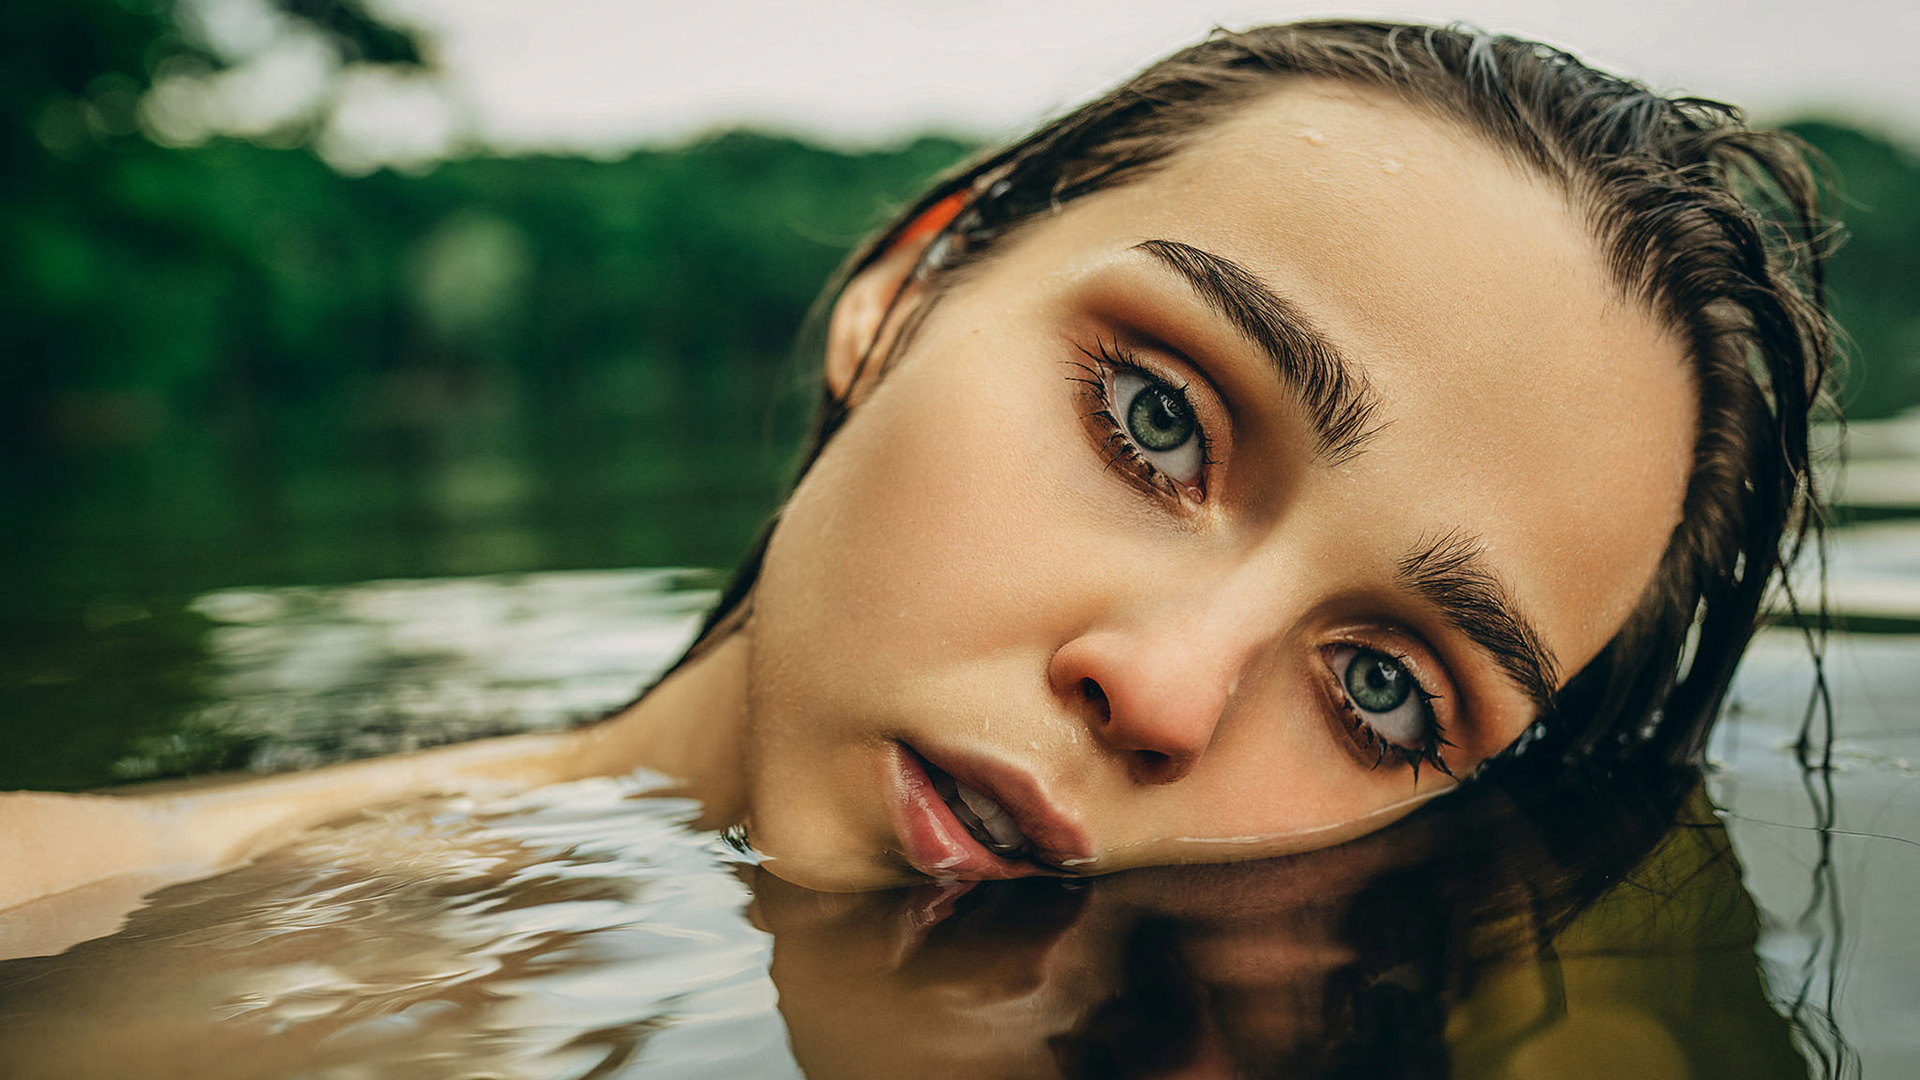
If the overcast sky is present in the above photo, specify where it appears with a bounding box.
[365,0,1920,154]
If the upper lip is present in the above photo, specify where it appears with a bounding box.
[908,742,1094,871]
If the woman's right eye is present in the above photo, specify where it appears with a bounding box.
[1069,343,1211,499]
[1112,371,1206,485]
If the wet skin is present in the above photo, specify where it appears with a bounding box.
[602,78,1697,890]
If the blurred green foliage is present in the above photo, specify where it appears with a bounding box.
[2,1,970,424]
[1786,119,1920,419]
[3,129,971,441]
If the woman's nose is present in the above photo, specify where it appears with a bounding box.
[1048,628,1243,785]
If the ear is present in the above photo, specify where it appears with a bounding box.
[823,232,938,402]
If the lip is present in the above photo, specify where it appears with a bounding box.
[887,741,1093,880]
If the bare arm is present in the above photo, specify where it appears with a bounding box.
[0,730,591,916]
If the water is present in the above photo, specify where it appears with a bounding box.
[0,777,798,1079]
[0,556,1914,1077]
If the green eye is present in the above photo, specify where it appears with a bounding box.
[1345,650,1412,714]
[1126,384,1195,452]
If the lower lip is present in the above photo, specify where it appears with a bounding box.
[888,743,1045,881]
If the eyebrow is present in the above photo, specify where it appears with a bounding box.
[1398,532,1561,710]
[1132,239,1381,465]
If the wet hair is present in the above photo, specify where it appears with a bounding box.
[672,20,1833,790]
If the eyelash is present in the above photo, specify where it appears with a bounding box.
[1065,339,1216,502]
[1327,645,1456,780]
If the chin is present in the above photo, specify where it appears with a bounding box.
[739,743,918,893]
[747,824,919,892]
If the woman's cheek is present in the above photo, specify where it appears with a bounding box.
[810,346,1096,652]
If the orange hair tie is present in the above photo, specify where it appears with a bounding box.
[886,191,970,255]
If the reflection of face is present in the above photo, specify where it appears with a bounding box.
[752,813,1461,1080]
[741,80,1695,889]
[753,875,1117,1080]
[758,790,1801,1080]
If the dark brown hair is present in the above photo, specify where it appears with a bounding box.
[678,20,1834,788]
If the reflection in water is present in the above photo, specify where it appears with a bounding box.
[0,768,1816,1079]
[0,776,796,1080]
[172,570,714,775]
[2,571,716,791]
[761,777,1810,1080]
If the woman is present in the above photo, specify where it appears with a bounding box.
[0,20,1830,907]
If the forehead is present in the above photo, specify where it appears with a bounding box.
[1009,80,1696,672]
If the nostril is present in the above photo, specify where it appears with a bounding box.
[1080,678,1109,716]
[1133,749,1179,784]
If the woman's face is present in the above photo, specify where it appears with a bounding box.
[740,80,1695,890]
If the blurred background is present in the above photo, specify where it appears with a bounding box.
[4,0,1918,789]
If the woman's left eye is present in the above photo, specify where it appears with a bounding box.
[1071,343,1210,497]
[1325,644,1454,777]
